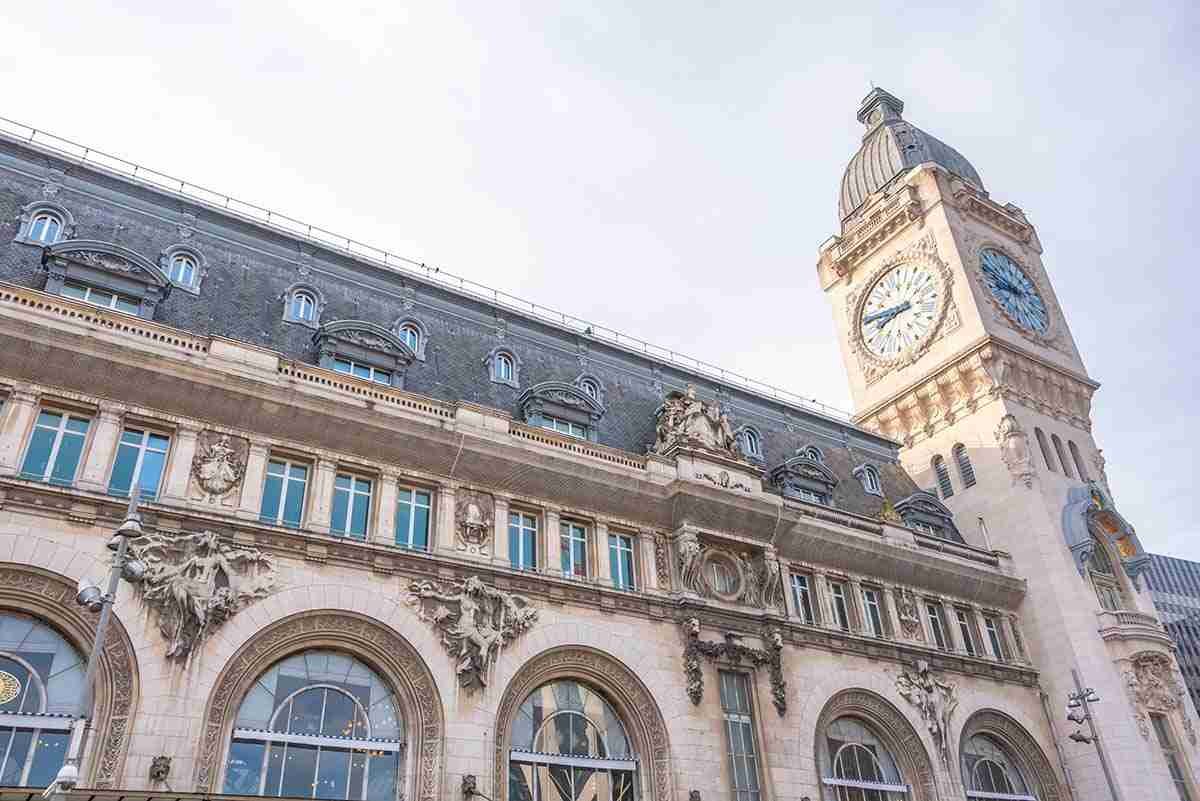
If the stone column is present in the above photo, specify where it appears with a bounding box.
[941,599,963,654]
[77,402,125,493]
[374,471,398,546]
[161,423,200,502]
[0,386,41,475]
[847,578,866,635]
[594,521,612,587]
[308,458,337,533]
[236,442,270,521]
[435,484,457,554]
[639,532,659,592]
[813,571,835,630]
[544,508,561,576]
[492,496,510,566]
[884,585,905,642]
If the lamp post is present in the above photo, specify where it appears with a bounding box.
[1065,668,1121,801]
[44,492,146,798]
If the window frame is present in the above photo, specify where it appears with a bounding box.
[952,444,977,489]
[608,531,637,591]
[862,586,886,638]
[1035,428,1056,472]
[20,408,91,486]
[537,414,588,439]
[1052,434,1074,478]
[856,464,883,496]
[926,602,949,651]
[740,427,764,460]
[28,210,64,244]
[559,519,590,580]
[718,670,763,801]
[508,510,539,571]
[394,484,432,551]
[331,356,393,386]
[107,425,172,501]
[1151,713,1198,801]
[259,457,310,528]
[932,455,954,499]
[59,281,141,315]
[983,615,1010,662]
[955,607,978,657]
[791,573,816,625]
[331,471,374,540]
[829,581,852,632]
[1068,440,1090,481]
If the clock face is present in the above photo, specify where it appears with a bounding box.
[980,249,1049,333]
[859,263,940,359]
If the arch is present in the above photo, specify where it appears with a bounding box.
[0,562,139,788]
[952,444,976,489]
[1068,440,1090,481]
[932,455,954,498]
[958,709,1064,801]
[1051,435,1073,478]
[799,444,825,463]
[814,688,937,801]
[196,611,444,801]
[1034,428,1056,472]
[14,199,75,245]
[493,646,673,801]
[392,316,429,361]
[159,243,207,292]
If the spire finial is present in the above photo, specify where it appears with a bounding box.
[857,87,904,128]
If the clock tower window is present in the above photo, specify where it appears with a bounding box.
[1051,435,1075,479]
[932,456,954,499]
[1034,428,1057,472]
[1069,441,1090,481]
[952,444,976,489]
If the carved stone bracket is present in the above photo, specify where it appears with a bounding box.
[896,659,958,768]
[1124,651,1196,745]
[679,617,787,716]
[406,575,537,691]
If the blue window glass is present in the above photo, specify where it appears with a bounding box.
[608,533,636,590]
[395,487,431,550]
[509,512,538,570]
[560,522,589,579]
[332,474,372,539]
[108,428,170,500]
[260,459,308,528]
[20,411,90,486]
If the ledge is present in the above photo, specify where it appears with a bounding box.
[1096,609,1174,648]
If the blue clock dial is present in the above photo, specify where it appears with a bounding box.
[980,249,1048,333]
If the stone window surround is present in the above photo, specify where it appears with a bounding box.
[13,199,76,245]
[159,242,207,293]
[392,316,429,361]
[573,372,606,406]
[516,381,605,443]
[313,319,416,390]
[769,452,839,506]
[735,424,765,463]
[894,490,963,543]
[281,281,327,328]
[484,346,522,388]
[40,239,172,321]
[852,462,883,496]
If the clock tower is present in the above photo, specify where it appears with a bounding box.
[818,88,1199,800]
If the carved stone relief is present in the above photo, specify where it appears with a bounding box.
[994,414,1035,488]
[896,659,958,768]
[680,617,786,716]
[191,431,248,499]
[1124,651,1196,745]
[652,384,743,460]
[406,576,537,691]
[653,536,670,588]
[895,587,924,642]
[130,530,275,660]
[454,491,493,555]
[674,530,780,610]
[694,470,752,492]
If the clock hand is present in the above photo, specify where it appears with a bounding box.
[863,300,912,326]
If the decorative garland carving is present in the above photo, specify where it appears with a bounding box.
[191,431,248,498]
[894,587,924,642]
[405,576,537,690]
[1124,651,1197,745]
[493,647,673,801]
[196,611,444,801]
[0,564,138,789]
[653,535,670,589]
[679,617,787,716]
[960,709,1065,801]
[896,660,958,768]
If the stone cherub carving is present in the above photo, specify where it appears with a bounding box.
[406,576,537,690]
[191,432,248,498]
[653,384,745,459]
[131,529,275,659]
[895,588,924,641]
[896,660,958,767]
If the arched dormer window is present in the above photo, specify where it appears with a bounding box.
[854,464,883,496]
[769,451,838,506]
[159,244,207,292]
[1052,434,1074,478]
[392,318,428,361]
[484,347,521,388]
[1035,428,1056,472]
[932,455,954,498]
[282,282,326,328]
[953,444,976,489]
[895,490,964,543]
[14,200,74,246]
[517,381,605,442]
[799,445,824,463]
[1069,440,1090,481]
[40,239,171,320]
[314,320,416,389]
[738,426,764,460]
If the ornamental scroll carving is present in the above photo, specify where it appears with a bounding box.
[131,530,275,660]
[896,660,958,768]
[1124,651,1197,745]
[191,432,248,498]
[994,414,1035,488]
[680,617,787,716]
[652,384,743,459]
[406,576,537,691]
[454,491,493,555]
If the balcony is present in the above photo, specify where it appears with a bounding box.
[1096,609,1174,648]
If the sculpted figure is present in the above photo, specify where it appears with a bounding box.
[677,529,706,596]
[760,544,782,610]
[994,414,1034,488]
[896,660,957,767]
[652,384,746,459]
[192,433,248,497]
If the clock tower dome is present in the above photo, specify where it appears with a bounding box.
[818,88,1198,800]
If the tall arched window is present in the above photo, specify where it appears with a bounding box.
[952,444,976,489]
[820,717,907,799]
[508,679,636,801]
[932,456,954,498]
[1069,441,1089,482]
[961,734,1033,799]
[857,465,882,496]
[1034,428,1056,472]
[1088,537,1127,612]
[0,612,85,787]
[1051,435,1074,479]
[222,650,403,801]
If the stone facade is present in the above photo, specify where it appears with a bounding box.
[0,89,1184,801]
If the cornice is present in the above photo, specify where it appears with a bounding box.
[818,183,924,282]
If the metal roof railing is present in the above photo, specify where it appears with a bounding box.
[0,114,854,424]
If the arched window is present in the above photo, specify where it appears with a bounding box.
[740,427,763,459]
[800,445,824,463]
[508,680,636,801]
[222,650,403,801]
[292,291,316,323]
[0,612,85,787]
[1088,536,1127,612]
[1069,441,1089,482]
[961,734,1032,799]
[579,378,600,400]
[1034,428,1056,472]
[821,717,907,800]
[1051,435,1074,478]
[497,354,514,381]
[397,323,420,352]
[28,211,64,244]
[932,456,954,498]
[857,465,882,496]
[952,444,976,489]
[168,252,198,287]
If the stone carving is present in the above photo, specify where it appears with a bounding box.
[677,529,705,596]
[695,470,752,492]
[149,755,171,782]
[896,660,958,768]
[131,530,275,660]
[1093,449,1109,485]
[1124,651,1196,745]
[994,414,1035,488]
[895,588,924,641]
[191,432,248,498]
[680,618,787,716]
[66,250,140,273]
[675,530,780,610]
[455,491,493,555]
[736,552,763,607]
[652,384,744,459]
[406,576,537,690]
[654,535,671,588]
[760,544,783,611]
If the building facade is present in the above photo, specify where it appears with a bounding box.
[1146,554,1200,712]
[0,88,1190,801]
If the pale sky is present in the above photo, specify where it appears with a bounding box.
[3,3,1197,557]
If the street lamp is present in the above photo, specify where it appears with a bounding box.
[44,492,146,798]
[1065,668,1121,801]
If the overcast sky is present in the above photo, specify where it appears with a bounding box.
[3,2,1197,557]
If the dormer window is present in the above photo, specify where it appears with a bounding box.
[496,353,514,381]
[283,283,325,327]
[29,211,63,244]
[15,201,74,246]
[168,253,196,286]
[332,357,392,386]
[539,415,587,439]
[398,323,420,351]
[60,281,140,315]
[739,427,764,460]
[855,464,883,496]
[517,381,605,443]
[485,347,521,388]
[392,318,428,360]
[293,291,316,322]
[799,445,824,463]
[770,451,838,507]
[895,491,964,543]
[580,378,599,400]
[159,245,206,292]
[314,320,416,389]
[40,240,170,320]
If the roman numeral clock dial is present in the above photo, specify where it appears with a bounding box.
[858,263,940,359]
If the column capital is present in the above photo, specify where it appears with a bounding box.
[5,385,40,406]
[175,421,203,437]
[96,401,126,422]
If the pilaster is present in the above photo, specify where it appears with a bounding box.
[161,422,200,502]
[374,471,399,546]
[236,442,270,521]
[544,508,561,577]
[941,599,963,654]
[309,458,336,533]
[77,402,124,493]
[595,521,611,586]
[492,496,510,566]
[435,484,456,553]
[0,386,41,475]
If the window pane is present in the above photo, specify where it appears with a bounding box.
[49,430,87,485]
[332,488,350,534]
[26,731,68,788]
[314,748,349,800]
[261,473,283,522]
[115,296,140,315]
[0,730,32,785]
[21,426,57,479]
[60,283,87,300]
[279,743,318,798]
[108,442,139,495]
[366,752,398,801]
[138,447,167,498]
[395,502,413,546]
[413,504,430,550]
[350,492,369,537]
[223,739,266,795]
